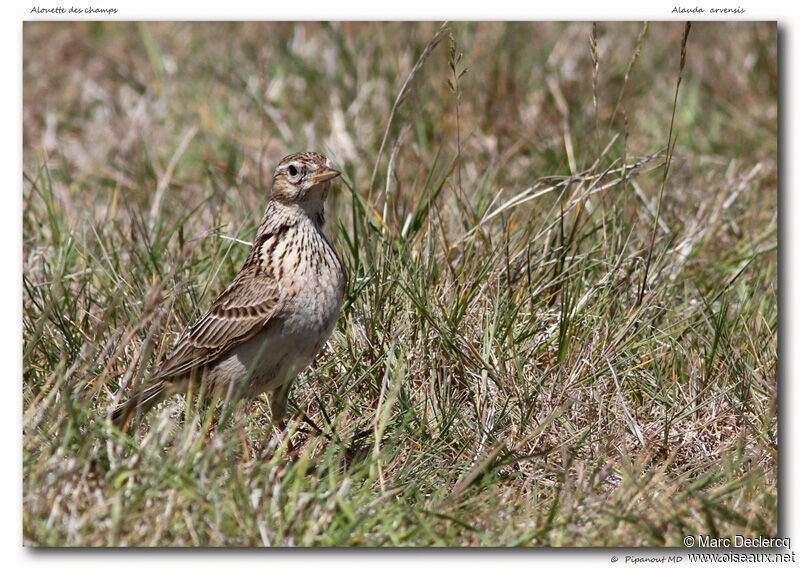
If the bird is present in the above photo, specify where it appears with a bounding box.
[112,151,347,436]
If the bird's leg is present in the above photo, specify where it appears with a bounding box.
[269,386,296,456]
[233,398,252,463]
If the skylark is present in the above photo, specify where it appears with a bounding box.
[112,151,347,433]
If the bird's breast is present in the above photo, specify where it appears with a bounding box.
[275,223,345,340]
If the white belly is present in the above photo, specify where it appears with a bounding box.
[207,238,345,401]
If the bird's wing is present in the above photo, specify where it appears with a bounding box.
[153,262,284,381]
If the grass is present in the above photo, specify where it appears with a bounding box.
[22,21,777,546]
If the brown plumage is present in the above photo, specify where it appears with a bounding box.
[112,152,347,431]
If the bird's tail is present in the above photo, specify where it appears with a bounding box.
[111,380,168,432]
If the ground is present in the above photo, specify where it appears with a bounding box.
[23,21,777,546]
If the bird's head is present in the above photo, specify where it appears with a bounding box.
[270,152,341,207]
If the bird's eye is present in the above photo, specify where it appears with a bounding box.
[287,165,298,177]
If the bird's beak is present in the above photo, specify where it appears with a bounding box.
[307,167,341,184]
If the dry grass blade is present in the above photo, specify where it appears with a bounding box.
[439,444,504,510]
[149,125,199,227]
[638,22,692,305]
[609,22,649,125]
[368,22,449,199]
[590,22,600,152]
